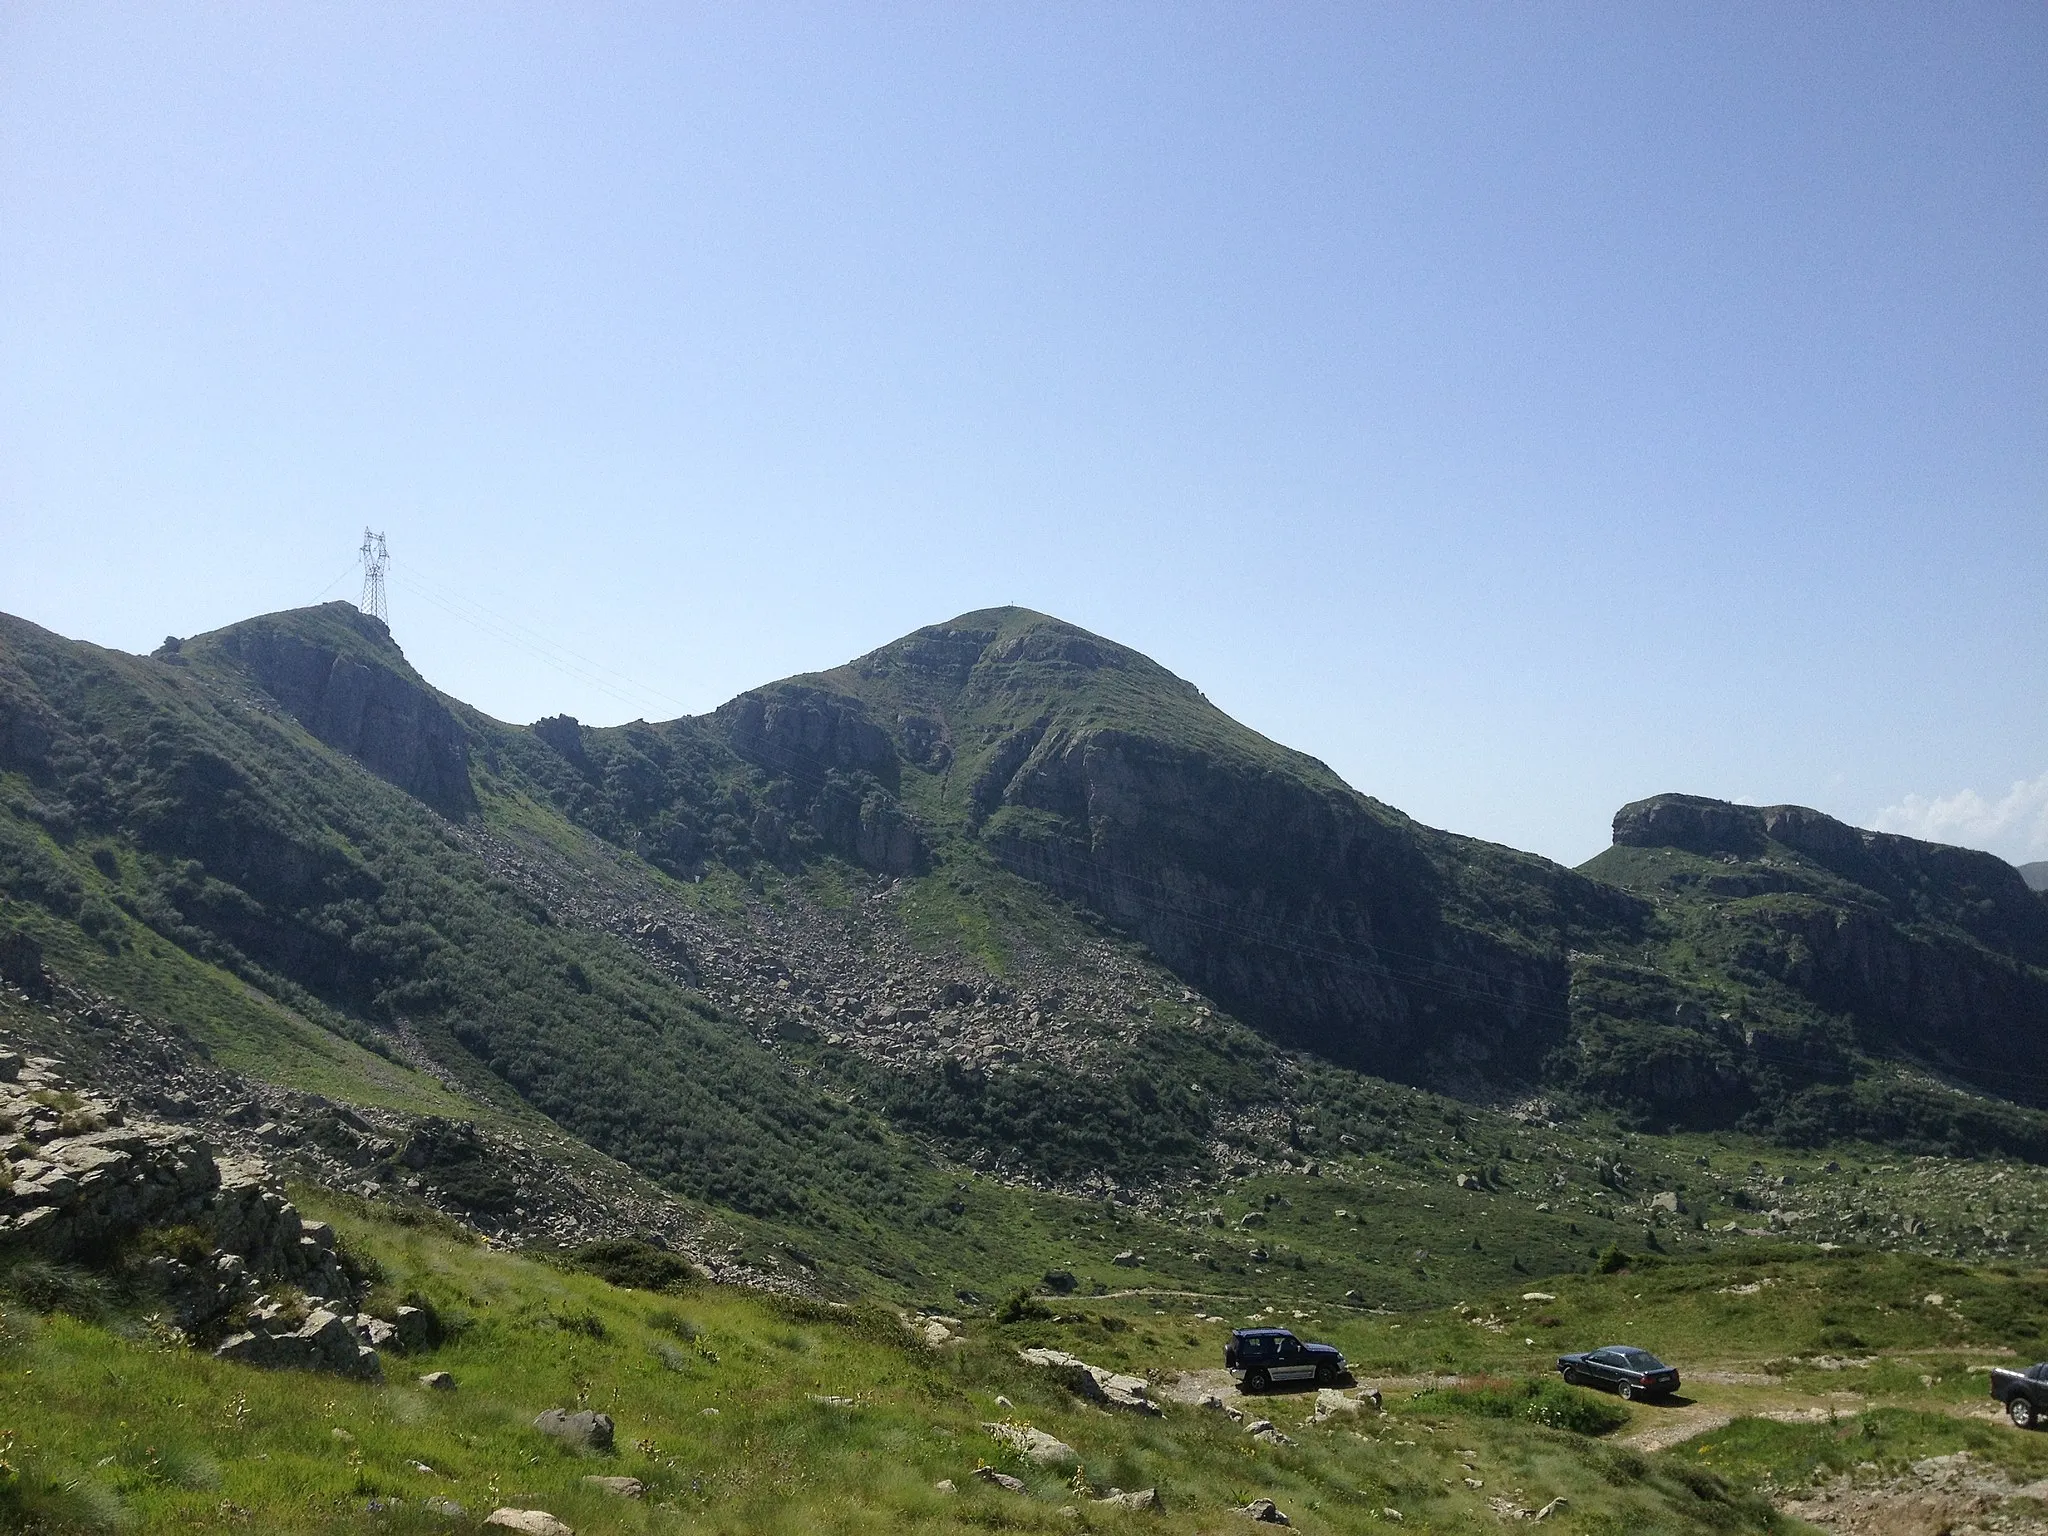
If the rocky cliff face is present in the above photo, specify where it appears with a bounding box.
[712,683,924,874]
[1614,793,2048,964]
[1591,793,2048,1115]
[979,722,1580,1083]
[768,609,1650,1091]
[209,605,476,819]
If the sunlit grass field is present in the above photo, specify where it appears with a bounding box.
[14,1182,2048,1534]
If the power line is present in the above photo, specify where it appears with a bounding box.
[386,562,694,719]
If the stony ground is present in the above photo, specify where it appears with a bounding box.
[1779,1450,2048,1536]
[0,966,806,1291]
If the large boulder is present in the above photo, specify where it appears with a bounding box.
[214,1306,380,1378]
[533,1409,614,1451]
[1016,1347,1161,1414]
[984,1422,1078,1465]
[485,1513,574,1535]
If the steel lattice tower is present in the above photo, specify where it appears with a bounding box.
[358,529,390,622]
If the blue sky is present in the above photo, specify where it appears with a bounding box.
[2,3,2042,866]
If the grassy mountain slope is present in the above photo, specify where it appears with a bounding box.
[8,600,2048,1308]
[13,1190,2048,1533]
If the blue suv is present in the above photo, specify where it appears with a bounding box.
[1225,1327,1346,1391]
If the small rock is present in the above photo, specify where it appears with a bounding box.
[485,1512,574,1535]
[1239,1498,1290,1524]
[994,1395,1013,1409]
[1309,1388,1365,1422]
[424,1497,467,1519]
[1096,1487,1159,1510]
[1521,1292,1555,1302]
[419,1371,456,1391]
[974,1467,1028,1493]
[1534,1496,1568,1520]
[934,1479,957,1493]
[810,1394,856,1407]
[1111,1249,1141,1267]
[532,1408,613,1451]
[985,1422,1078,1465]
[582,1476,643,1499]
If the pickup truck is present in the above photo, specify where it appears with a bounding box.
[1989,1363,2048,1427]
[1225,1328,1346,1391]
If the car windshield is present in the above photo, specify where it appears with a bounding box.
[1617,1350,1666,1370]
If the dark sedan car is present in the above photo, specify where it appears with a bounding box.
[1557,1345,1681,1400]
[1225,1328,1346,1391]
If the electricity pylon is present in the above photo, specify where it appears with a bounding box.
[358,529,389,623]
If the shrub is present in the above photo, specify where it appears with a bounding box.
[997,1288,1051,1324]
[647,1307,699,1341]
[1596,1245,1633,1274]
[562,1238,699,1293]
[1415,1376,1629,1437]
[551,1305,607,1339]
[0,1262,117,1321]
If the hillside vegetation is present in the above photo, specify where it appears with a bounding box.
[12,1196,2048,1533]
[6,599,2048,1531]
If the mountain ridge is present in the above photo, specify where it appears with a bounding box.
[5,598,2048,1279]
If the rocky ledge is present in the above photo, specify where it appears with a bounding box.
[0,1050,429,1377]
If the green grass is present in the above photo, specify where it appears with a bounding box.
[1688,1407,2048,1493]
[0,1195,1815,1535]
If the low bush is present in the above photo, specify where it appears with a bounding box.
[0,1261,117,1321]
[560,1238,698,1293]
[1415,1375,1630,1436]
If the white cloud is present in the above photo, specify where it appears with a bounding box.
[1870,772,2048,864]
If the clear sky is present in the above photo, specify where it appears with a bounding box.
[3,3,2043,867]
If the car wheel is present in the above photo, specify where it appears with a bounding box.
[1315,1361,1336,1386]
[1618,1383,1637,1402]
[1561,1368,1584,1387]
[1244,1368,1270,1393]
[2012,1398,2037,1430]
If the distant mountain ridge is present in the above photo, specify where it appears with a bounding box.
[4,599,2048,1221]
[2023,860,2048,893]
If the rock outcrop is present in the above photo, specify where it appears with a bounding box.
[212,605,476,818]
[533,1409,614,1452]
[0,1056,388,1375]
[1016,1347,1161,1414]
[0,1059,218,1254]
[984,1422,1078,1465]
[215,1302,380,1379]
